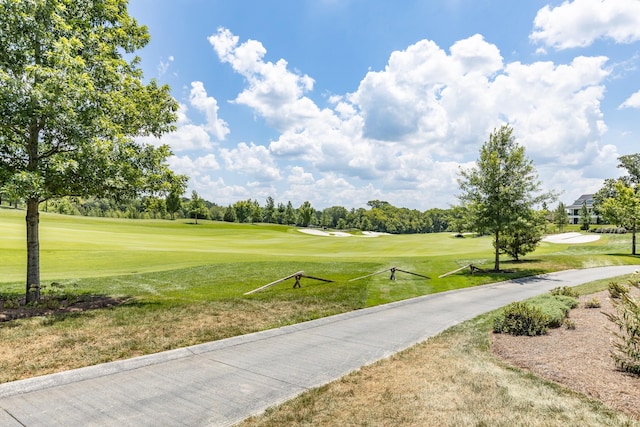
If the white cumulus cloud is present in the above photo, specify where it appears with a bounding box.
[208,28,320,131]
[189,81,230,141]
[219,142,281,181]
[531,0,640,50]
[136,82,230,153]
[176,27,624,209]
[138,103,214,152]
[168,154,220,178]
[620,90,640,109]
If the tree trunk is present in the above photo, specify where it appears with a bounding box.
[26,198,41,302]
[633,228,637,256]
[494,230,500,271]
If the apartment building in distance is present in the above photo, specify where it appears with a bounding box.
[566,194,600,225]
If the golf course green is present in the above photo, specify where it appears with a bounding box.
[1,206,636,306]
[2,204,640,391]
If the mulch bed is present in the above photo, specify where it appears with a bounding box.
[491,288,640,420]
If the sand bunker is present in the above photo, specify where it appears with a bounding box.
[542,232,601,244]
[298,229,391,237]
[298,229,352,237]
[361,231,391,237]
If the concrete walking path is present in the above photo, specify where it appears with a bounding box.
[0,265,638,426]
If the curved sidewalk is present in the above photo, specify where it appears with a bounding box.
[0,265,638,426]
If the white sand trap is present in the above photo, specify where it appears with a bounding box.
[298,229,352,237]
[328,231,352,237]
[298,229,391,237]
[362,231,391,237]
[542,232,601,244]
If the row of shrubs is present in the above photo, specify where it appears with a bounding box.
[493,286,579,336]
[590,227,627,234]
[494,278,640,376]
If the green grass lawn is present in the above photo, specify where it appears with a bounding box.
[2,207,639,422]
[1,206,637,306]
[0,206,639,390]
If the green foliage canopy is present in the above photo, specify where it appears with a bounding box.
[298,201,314,227]
[0,0,182,300]
[597,154,640,255]
[188,191,208,224]
[601,181,640,255]
[495,212,544,261]
[458,125,551,271]
[554,202,569,232]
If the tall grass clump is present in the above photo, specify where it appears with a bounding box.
[608,281,629,299]
[550,286,579,298]
[605,275,640,375]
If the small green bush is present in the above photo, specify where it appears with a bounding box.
[550,286,579,298]
[608,281,629,299]
[564,318,576,330]
[493,302,549,336]
[592,227,627,234]
[584,297,601,308]
[528,294,578,328]
[494,294,579,336]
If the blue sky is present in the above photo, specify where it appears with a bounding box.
[128,0,640,210]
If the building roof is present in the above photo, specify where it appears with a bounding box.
[567,194,594,209]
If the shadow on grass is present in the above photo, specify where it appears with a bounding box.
[502,259,542,264]
[0,205,22,211]
[0,293,132,323]
[605,253,640,258]
[459,260,549,284]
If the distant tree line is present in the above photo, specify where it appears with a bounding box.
[1,183,583,237]
[1,191,462,234]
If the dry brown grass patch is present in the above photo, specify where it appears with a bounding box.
[0,298,345,383]
[240,319,638,427]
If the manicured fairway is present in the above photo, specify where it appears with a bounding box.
[0,206,637,306]
[1,206,639,387]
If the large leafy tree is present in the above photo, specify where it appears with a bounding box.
[298,201,314,227]
[223,204,237,223]
[496,211,544,261]
[263,196,275,223]
[448,205,471,234]
[553,202,569,232]
[232,199,251,223]
[165,190,182,220]
[424,208,449,233]
[250,199,262,224]
[188,191,208,224]
[618,154,640,185]
[601,181,640,255]
[579,201,591,231]
[458,125,550,271]
[0,0,182,301]
[596,154,640,255]
[284,201,297,225]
